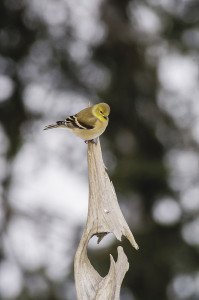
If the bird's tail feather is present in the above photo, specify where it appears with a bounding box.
[43,121,65,130]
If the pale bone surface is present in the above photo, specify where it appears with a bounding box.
[74,139,139,300]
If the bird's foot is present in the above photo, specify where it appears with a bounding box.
[84,138,98,145]
[91,138,98,145]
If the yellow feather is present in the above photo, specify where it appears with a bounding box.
[44,102,110,142]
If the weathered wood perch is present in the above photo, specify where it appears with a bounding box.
[74,139,139,299]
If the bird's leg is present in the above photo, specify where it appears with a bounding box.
[90,138,98,145]
[84,138,98,145]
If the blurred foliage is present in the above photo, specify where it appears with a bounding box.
[0,0,199,299]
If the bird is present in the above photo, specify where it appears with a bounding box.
[44,102,110,143]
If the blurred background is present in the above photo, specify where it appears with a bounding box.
[0,0,199,299]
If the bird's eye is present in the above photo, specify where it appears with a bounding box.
[100,110,103,114]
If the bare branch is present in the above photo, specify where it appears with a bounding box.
[74,139,138,299]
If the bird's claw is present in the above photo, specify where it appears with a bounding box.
[84,138,98,145]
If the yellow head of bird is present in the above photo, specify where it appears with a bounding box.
[92,103,110,122]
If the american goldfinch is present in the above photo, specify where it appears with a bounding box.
[44,102,110,142]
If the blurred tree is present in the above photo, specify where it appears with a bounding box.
[0,0,199,299]
[90,0,199,299]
